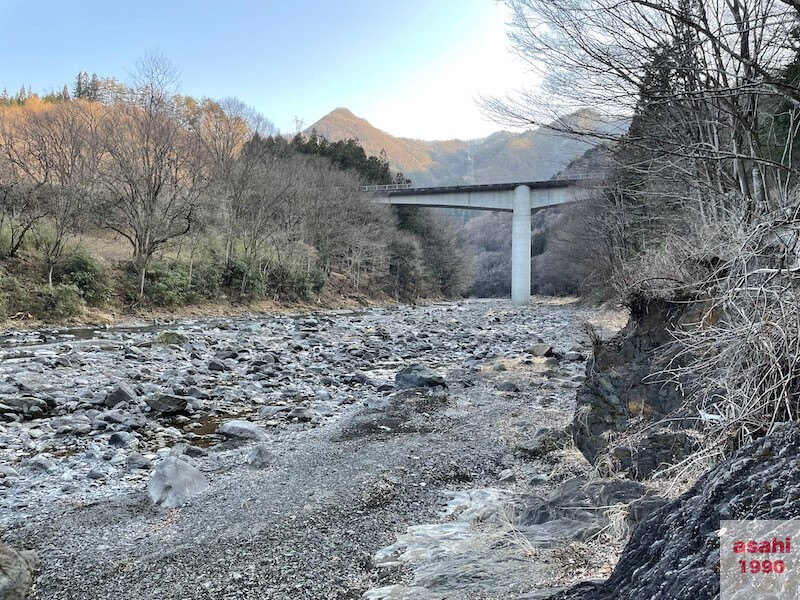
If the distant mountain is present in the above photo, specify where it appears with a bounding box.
[307,107,621,186]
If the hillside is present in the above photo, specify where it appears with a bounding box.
[307,107,615,186]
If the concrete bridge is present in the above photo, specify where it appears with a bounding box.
[365,177,597,305]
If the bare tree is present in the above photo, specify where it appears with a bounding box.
[491,1,800,464]
[99,53,207,301]
[21,101,102,285]
[187,97,276,266]
[488,0,800,218]
[0,104,49,257]
[302,158,392,289]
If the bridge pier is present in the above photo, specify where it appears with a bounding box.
[511,185,531,306]
[375,178,592,306]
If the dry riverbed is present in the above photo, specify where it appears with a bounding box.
[0,299,626,599]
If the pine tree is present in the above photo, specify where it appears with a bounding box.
[88,73,100,101]
[73,72,83,99]
[73,71,89,99]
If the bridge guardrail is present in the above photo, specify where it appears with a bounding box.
[361,183,413,192]
[552,172,605,181]
[361,173,603,193]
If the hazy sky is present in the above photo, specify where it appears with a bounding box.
[0,0,537,140]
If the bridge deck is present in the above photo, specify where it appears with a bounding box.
[362,175,603,305]
[362,174,602,196]
[385,179,573,196]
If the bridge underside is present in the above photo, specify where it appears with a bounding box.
[376,181,589,305]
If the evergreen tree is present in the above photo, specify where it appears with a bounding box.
[288,131,399,185]
[73,72,83,99]
[87,73,100,101]
[73,71,89,99]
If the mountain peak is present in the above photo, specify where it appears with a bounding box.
[306,107,607,186]
[308,109,439,174]
[328,107,357,118]
[311,107,375,138]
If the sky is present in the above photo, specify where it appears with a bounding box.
[0,0,538,140]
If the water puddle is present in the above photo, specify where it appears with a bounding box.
[173,410,255,448]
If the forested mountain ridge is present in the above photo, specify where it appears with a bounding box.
[307,107,621,186]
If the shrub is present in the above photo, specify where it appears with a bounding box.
[3,283,85,319]
[125,258,225,307]
[54,251,110,306]
[263,262,325,301]
[187,258,223,301]
[143,262,191,307]
[222,256,266,300]
[34,284,84,318]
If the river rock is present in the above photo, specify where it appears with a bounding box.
[147,456,209,508]
[184,386,211,400]
[154,330,188,346]
[495,381,521,392]
[287,407,318,422]
[394,364,446,390]
[126,453,154,470]
[108,431,137,448]
[208,358,229,372]
[0,396,49,419]
[145,394,187,415]
[104,383,137,408]
[525,343,554,357]
[0,542,38,600]
[217,419,267,441]
[246,445,273,468]
[27,456,56,472]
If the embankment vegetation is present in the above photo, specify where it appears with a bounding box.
[489,0,800,469]
[0,54,470,320]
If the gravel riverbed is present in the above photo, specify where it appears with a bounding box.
[0,298,625,599]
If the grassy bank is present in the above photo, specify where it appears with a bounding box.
[0,230,406,329]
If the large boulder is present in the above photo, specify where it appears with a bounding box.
[147,456,209,508]
[217,419,267,441]
[145,394,187,415]
[0,542,37,600]
[516,477,647,547]
[395,364,446,390]
[0,396,50,420]
[153,330,189,346]
[105,383,137,408]
[548,423,800,600]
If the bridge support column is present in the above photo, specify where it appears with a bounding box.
[511,185,531,306]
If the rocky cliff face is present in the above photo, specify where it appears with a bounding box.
[557,298,800,599]
[572,300,702,479]
[549,421,800,600]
